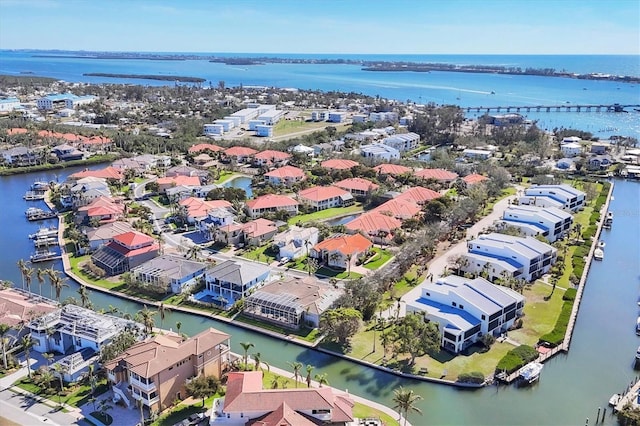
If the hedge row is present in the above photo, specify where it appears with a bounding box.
[457,371,485,384]
[582,225,598,240]
[539,301,574,347]
[495,344,539,374]
[563,288,577,301]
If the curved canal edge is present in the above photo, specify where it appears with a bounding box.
[53,180,614,390]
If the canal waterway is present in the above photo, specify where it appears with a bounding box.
[1,167,639,425]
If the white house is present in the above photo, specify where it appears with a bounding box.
[560,142,582,157]
[202,260,271,310]
[257,109,284,125]
[328,111,347,123]
[360,143,400,160]
[272,226,319,260]
[382,132,420,152]
[462,149,493,160]
[495,205,573,243]
[405,276,525,353]
[255,124,273,137]
[369,111,398,122]
[460,233,557,282]
[131,254,207,294]
[523,184,586,212]
[0,97,21,112]
[204,124,225,136]
[214,119,235,132]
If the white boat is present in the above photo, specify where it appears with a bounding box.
[31,181,49,191]
[636,317,640,335]
[636,346,640,360]
[594,248,604,260]
[519,362,544,383]
[609,393,621,406]
[29,227,58,239]
[597,240,606,249]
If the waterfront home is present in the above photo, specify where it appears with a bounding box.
[344,211,401,244]
[560,142,583,157]
[297,186,354,211]
[462,173,490,186]
[76,196,124,225]
[52,143,83,161]
[310,233,373,269]
[157,175,202,194]
[85,221,136,251]
[522,184,586,212]
[0,288,57,346]
[213,371,354,425]
[373,163,412,177]
[240,218,278,247]
[382,132,420,152]
[395,186,442,205]
[320,158,359,171]
[203,260,271,308]
[245,194,299,219]
[264,165,306,186]
[91,231,160,276]
[588,154,612,170]
[1,146,40,166]
[460,233,557,282]
[223,146,258,163]
[495,205,573,243]
[405,275,525,353]
[105,328,230,412]
[178,197,233,224]
[372,198,421,220]
[462,149,492,160]
[254,150,291,167]
[130,254,207,294]
[244,276,341,329]
[29,304,143,381]
[69,179,111,208]
[166,165,208,179]
[272,226,319,260]
[69,167,124,182]
[414,168,459,185]
[188,143,223,154]
[333,177,380,198]
[360,143,401,161]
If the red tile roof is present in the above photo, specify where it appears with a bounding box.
[372,198,421,219]
[188,143,223,153]
[463,173,489,185]
[224,146,258,157]
[254,150,291,161]
[179,197,232,219]
[313,233,372,256]
[249,402,316,426]
[6,128,28,135]
[298,186,350,202]
[345,211,402,235]
[0,288,57,328]
[245,194,298,210]
[373,163,412,175]
[415,168,459,181]
[333,177,380,193]
[113,231,155,248]
[264,165,305,180]
[157,175,201,186]
[320,159,359,170]
[396,186,441,204]
[242,218,278,238]
[70,167,124,181]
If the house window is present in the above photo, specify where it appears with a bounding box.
[481,314,486,320]
[459,304,464,310]
[452,302,457,307]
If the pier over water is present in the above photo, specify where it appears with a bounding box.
[465,103,640,113]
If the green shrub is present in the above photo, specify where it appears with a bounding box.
[539,301,574,346]
[511,345,538,363]
[495,344,539,375]
[582,225,597,240]
[457,371,485,384]
[589,212,600,225]
[563,288,577,301]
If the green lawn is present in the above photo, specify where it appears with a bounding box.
[69,255,121,289]
[234,315,319,342]
[380,265,424,309]
[508,281,565,346]
[353,402,399,426]
[151,394,219,426]
[316,266,362,280]
[239,244,278,264]
[288,204,363,225]
[273,119,349,137]
[214,171,238,184]
[482,186,516,215]
[14,377,108,408]
[362,248,393,270]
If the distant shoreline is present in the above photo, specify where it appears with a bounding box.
[82,73,205,82]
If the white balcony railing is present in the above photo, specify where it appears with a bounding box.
[129,376,157,393]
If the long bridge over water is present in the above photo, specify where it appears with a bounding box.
[465,103,640,113]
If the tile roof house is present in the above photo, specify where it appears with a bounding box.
[214,371,354,425]
[333,177,380,198]
[320,159,359,171]
[245,194,299,219]
[373,163,412,176]
[0,288,57,345]
[253,150,292,167]
[244,276,342,330]
[310,233,373,269]
[91,231,159,276]
[157,175,202,194]
[69,166,124,182]
[188,143,223,154]
[224,146,258,163]
[372,198,421,220]
[179,197,233,223]
[298,186,354,211]
[203,260,271,309]
[241,218,278,247]
[395,186,442,205]
[131,254,208,294]
[462,173,489,186]
[264,165,306,186]
[344,211,402,244]
[166,165,208,179]
[85,221,136,251]
[415,168,459,184]
[105,328,230,412]
[76,196,124,225]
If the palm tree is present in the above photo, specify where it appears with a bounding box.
[23,267,34,295]
[252,352,269,372]
[137,305,156,335]
[239,342,254,370]
[158,303,170,329]
[77,284,90,308]
[45,268,58,299]
[392,386,423,426]
[21,335,34,379]
[47,271,69,303]
[17,259,28,290]
[39,369,55,394]
[314,372,329,387]
[345,253,353,277]
[36,268,46,297]
[0,324,12,369]
[305,364,314,388]
[175,321,182,334]
[288,361,302,387]
[42,352,54,367]
[54,363,68,405]
[87,364,97,406]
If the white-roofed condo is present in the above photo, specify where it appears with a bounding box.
[523,184,586,212]
[495,205,573,242]
[406,276,525,353]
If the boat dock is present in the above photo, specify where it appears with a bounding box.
[614,377,640,412]
[465,103,640,113]
[25,208,58,221]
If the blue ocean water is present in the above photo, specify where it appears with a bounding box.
[0,51,639,138]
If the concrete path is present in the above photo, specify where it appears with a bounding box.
[0,357,38,391]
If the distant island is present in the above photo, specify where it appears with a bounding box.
[83,73,206,82]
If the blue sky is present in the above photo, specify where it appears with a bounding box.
[0,0,638,54]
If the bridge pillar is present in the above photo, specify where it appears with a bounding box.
[546,107,550,112]
[467,107,471,112]
[556,107,560,112]
[526,107,531,112]
[536,107,541,112]
[596,107,601,112]
[506,107,510,112]
[577,106,581,112]
[496,107,500,112]
[586,107,591,111]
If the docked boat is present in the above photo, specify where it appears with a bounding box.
[609,394,621,406]
[23,191,46,201]
[25,207,57,221]
[31,181,49,191]
[29,226,58,239]
[594,248,604,260]
[30,249,59,263]
[33,237,58,247]
[636,317,640,335]
[597,240,606,249]
[636,346,640,360]
[603,211,613,229]
[519,362,544,384]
